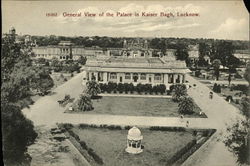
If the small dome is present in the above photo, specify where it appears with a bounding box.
[127,126,143,140]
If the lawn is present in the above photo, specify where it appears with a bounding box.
[72,96,203,118]
[71,126,195,166]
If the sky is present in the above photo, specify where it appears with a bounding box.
[2,0,249,40]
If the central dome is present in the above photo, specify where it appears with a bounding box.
[127,126,143,140]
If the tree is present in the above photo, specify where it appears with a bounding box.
[51,57,60,67]
[214,41,234,67]
[1,30,39,165]
[212,59,221,80]
[175,43,189,61]
[178,96,195,115]
[30,67,54,95]
[78,56,87,65]
[77,94,94,111]
[224,66,250,165]
[1,103,37,165]
[244,62,250,85]
[86,80,101,98]
[172,84,187,102]
[224,120,250,165]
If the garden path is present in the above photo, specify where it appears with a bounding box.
[182,75,244,166]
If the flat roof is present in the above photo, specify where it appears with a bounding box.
[86,57,188,71]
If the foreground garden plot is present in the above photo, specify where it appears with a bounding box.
[59,124,215,166]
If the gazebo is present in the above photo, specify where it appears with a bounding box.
[125,126,143,154]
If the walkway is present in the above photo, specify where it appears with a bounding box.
[182,75,244,166]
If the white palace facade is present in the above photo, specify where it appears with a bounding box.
[84,56,190,90]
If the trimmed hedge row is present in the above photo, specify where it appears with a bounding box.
[60,125,104,165]
[99,82,167,94]
[149,126,186,132]
[79,140,104,165]
[78,124,123,130]
[167,139,197,165]
[167,129,216,166]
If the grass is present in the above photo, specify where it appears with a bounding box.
[71,126,195,166]
[70,96,203,118]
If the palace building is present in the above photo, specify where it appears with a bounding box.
[32,41,109,61]
[84,56,189,90]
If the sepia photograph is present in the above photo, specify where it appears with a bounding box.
[1,0,250,166]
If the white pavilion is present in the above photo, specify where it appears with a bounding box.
[126,126,143,154]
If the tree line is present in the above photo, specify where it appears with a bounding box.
[1,33,55,165]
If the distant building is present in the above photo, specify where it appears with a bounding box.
[121,39,153,58]
[32,41,109,61]
[188,44,199,64]
[233,50,250,63]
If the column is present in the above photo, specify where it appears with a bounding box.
[152,74,155,85]
[163,74,168,84]
[88,72,91,81]
[179,74,182,84]
[173,74,177,83]
[94,72,98,82]
[117,73,119,83]
[103,72,108,83]
[183,74,186,83]
[146,73,149,83]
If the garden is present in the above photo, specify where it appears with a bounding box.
[210,83,249,110]
[68,96,203,118]
[58,123,216,166]
[66,81,206,118]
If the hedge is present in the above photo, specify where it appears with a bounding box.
[167,129,216,165]
[99,82,167,94]
[149,126,186,132]
[61,125,104,165]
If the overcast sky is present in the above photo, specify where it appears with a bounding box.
[2,0,249,40]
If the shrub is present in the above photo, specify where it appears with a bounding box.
[77,95,94,111]
[226,95,233,102]
[167,140,197,165]
[195,70,201,77]
[172,84,187,102]
[136,83,144,94]
[87,148,104,165]
[67,130,80,141]
[124,126,131,130]
[79,141,88,150]
[213,83,221,93]
[149,126,186,132]
[107,125,122,130]
[178,97,195,115]
[235,99,240,104]
[117,83,125,93]
[86,81,101,98]
[62,123,73,130]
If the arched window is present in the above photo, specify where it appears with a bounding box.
[110,73,117,79]
[125,73,131,80]
[154,74,162,80]
[140,73,146,80]
[133,73,138,82]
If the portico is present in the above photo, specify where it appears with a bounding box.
[85,57,190,90]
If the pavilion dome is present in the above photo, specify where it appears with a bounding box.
[127,126,143,140]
